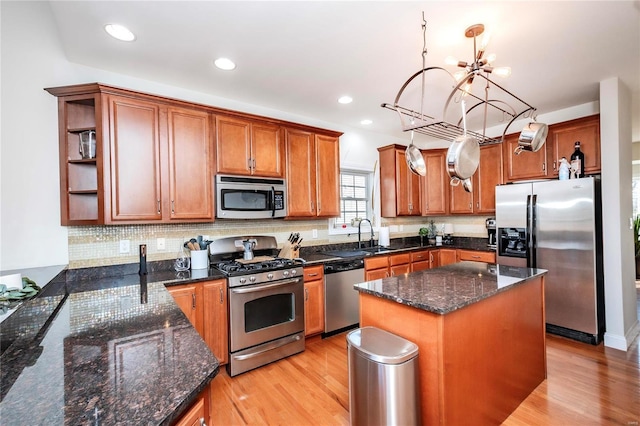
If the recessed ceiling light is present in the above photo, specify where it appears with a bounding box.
[338,96,353,104]
[214,58,236,70]
[361,119,373,125]
[104,24,136,42]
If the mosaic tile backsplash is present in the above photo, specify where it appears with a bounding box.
[68,216,490,269]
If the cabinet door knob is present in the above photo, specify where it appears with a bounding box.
[219,288,224,304]
[305,288,309,301]
[171,200,175,214]
[157,200,161,215]
[192,293,196,309]
[542,162,546,171]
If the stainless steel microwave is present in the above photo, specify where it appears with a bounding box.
[216,175,287,219]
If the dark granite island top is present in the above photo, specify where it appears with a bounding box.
[0,273,219,425]
[354,261,547,314]
[354,261,548,425]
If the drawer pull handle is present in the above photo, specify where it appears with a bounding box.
[307,273,319,277]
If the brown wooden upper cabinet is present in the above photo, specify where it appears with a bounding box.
[503,114,600,182]
[215,115,285,178]
[547,114,600,177]
[285,128,340,218]
[378,144,422,217]
[449,143,503,214]
[46,83,214,225]
[421,149,449,216]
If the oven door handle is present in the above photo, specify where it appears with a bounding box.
[232,334,303,361]
[230,277,301,294]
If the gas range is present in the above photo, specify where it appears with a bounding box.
[213,257,302,288]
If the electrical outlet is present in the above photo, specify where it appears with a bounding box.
[312,229,318,239]
[157,238,166,250]
[399,225,404,232]
[119,239,130,254]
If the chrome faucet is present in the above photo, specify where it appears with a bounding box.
[358,218,374,248]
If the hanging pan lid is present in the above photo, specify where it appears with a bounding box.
[515,122,548,155]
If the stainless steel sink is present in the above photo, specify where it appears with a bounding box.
[323,246,392,258]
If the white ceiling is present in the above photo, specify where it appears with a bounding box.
[48,1,640,142]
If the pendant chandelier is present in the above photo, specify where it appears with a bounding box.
[382,14,546,155]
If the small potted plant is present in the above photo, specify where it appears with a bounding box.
[419,227,428,246]
[427,220,437,245]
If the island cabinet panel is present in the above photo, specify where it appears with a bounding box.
[421,149,449,215]
[303,266,325,336]
[106,95,164,222]
[215,115,284,178]
[548,114,600,176]
[285,129,340,218]
[378,144,421,217]
[359,276,546,425]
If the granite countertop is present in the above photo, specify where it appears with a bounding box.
[354,261,547,314]
[301,236,495,265]
[0,267,220,425]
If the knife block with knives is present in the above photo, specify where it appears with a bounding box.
[279,233,302,259]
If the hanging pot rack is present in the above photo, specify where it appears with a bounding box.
[381,66,538,145]
[381,17,540,146]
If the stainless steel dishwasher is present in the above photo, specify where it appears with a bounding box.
[323,258,365,336]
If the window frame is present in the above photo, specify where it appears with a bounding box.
[328,168,375,235]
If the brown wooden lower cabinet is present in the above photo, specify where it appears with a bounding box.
[172,386,210,426]
[167,279,228,365]
[389,253,411,276]
[303,265,325,336]
[457,249,496,263]
[438,249,458,266]
[364,256,390,280]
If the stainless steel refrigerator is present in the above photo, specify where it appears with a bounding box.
[495,177,605,344]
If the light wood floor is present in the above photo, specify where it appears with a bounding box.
[210,295,640,425]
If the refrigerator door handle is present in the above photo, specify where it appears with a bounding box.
[530,194,538,268]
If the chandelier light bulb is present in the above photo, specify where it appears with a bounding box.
[493,66,512,78]
[480,30,492,49]
[484,53,497,64]
[453,70,467,82]
[445,55,459,66]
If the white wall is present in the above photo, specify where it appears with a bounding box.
[0,1,398,270]
[600,77,639,350]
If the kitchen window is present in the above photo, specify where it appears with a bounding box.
[330,170,373,233]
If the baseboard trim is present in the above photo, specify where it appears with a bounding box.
[604,319,640,351]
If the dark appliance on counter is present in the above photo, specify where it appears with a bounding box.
[209,236,304,376]
[486,218,496,249]
[216,174,286,219]
[495,177,604,344]
[323,258,364,337]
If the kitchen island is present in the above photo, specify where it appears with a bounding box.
[354,261,547,425]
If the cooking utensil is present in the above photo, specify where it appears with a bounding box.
[447,100,479,183]
[515,122,548,155]
[462,178,473,193]
[405,131,426,176]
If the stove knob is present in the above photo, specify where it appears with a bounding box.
[239,278,247,284]
[267,273,274,280]
[282,270,289,277]
[290,269,297,275]
[249,276,256,282]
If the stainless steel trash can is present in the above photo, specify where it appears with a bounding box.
[347,326,420,426]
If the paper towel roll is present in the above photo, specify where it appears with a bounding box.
[379,227,390,247]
